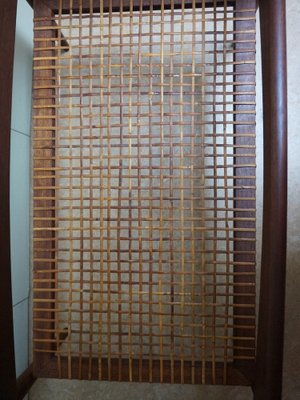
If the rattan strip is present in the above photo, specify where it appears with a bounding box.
[32,0,256,384]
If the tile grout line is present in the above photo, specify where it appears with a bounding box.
[13,296,29,309]
[11,127,31,138]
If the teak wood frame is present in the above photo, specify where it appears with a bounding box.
[0,0,287,399]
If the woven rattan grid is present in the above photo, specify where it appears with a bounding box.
[32,0,256,385]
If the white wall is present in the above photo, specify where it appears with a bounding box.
[283,1,300,398]
[10,0,33,378]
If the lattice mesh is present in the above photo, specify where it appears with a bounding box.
[33,0,256,384]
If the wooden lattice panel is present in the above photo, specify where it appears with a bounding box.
[32,0,256,384]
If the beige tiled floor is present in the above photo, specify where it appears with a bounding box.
[29,380,253,400]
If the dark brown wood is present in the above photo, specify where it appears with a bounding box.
[0,0,18,399]
[35,356,251,386]
[233,0,256,383]
[254,0,287,399]
[26,1,69,49]
[33,0,57,376]
[16,364,36,400]
[32,0,234,13]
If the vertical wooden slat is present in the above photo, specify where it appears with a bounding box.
[254,0,287,399]
[33,0,57,375]
[148,0,154,383]
[66,0,73,379]
[106,1,112,380]
[233,0,256,378]
[0,0,18,398]
[127,0,133,382]
[116,0,125,380]
[159,0,165,383]
[137,0,144,382]
[200,0,207,385]
[211,0,218,383]
[98,0,104,381]
[78,0,84,380]
[88,0,94,379]
[222,0,230,383]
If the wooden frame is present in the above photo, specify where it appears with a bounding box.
[255,0,288,399]
[0,0,287,398]
[32,0,57,375]
[233,0,256,381]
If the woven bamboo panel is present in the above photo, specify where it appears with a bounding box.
[32,0,256,384]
